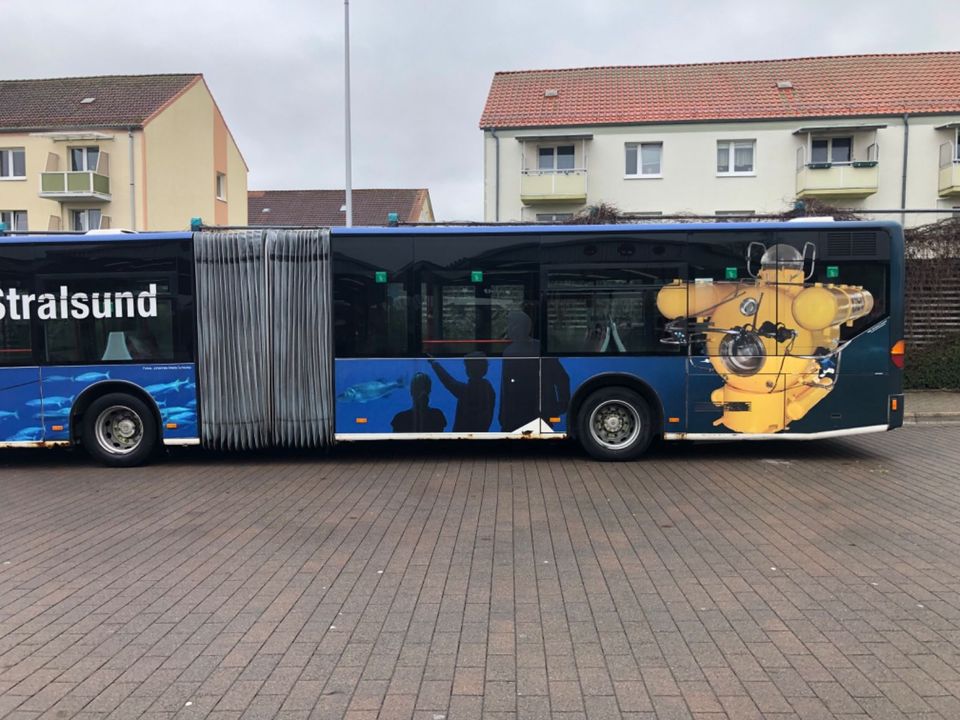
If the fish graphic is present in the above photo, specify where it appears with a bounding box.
[73,371,110,382]
[36,407,71,419]
[161,406,193,416]
[0,410,18,420]
[145,378,190,396]
[187,399,196,408]
[337,378,405,403]
[25,396,73,409]
[167,412,196,424]
[8,427,43,442]
[42,375,71,383]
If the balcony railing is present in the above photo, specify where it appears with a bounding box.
[39,171,111,201]
[795,144,878,199]
[520,169,587,205]
[939,142,960,197]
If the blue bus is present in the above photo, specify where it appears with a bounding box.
[0,220,904,465]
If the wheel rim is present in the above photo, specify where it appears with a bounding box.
[94,405,144,455]
[588,400,641,451]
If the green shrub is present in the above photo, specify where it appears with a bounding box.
[905,334,960,389]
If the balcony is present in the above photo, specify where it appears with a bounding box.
[795,144,878,199]
[939,142,960,196]
[520,169,587,205]
[39,171,111,201]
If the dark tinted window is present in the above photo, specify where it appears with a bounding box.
[416,234,539,357]
[333,235,414,358]
[0,246,36,366]
[545,266,682,355]
[33,241,194,364]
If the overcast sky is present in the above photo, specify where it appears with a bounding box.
[2,0,958,220]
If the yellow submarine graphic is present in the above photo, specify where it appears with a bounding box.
[656,243,873,433]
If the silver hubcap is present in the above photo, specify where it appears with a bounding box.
[94,405,143,455]
[589,400,641,450]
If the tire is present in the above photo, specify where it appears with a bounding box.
[576,387,653,461]
[81,393,158,467]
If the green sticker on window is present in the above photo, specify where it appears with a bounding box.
[826,265,839,279]
[724,267,738,280]
[471,270,483,283]
[375,271,388,284]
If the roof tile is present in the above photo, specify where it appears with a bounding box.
[248,189,430,226]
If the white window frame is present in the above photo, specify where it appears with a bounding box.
[0,148,26,180]
[537,144,577,173]
[716,140,756,176]
[70,208,102,232]
[811,137,853,165]
[624,142,663,179]
[715,210,755,222]
[0,211,27,232]
[535,212,574,223]
[955,128,960,162]
[69,146,100,172]
[216,172,227,201]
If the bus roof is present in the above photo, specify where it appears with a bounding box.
[0,219,902,244]
[332,220,902,235]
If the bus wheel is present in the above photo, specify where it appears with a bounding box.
[82,393,157,467]
[577,387,652,461]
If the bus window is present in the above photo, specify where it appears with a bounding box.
[545,267,681,355]
[38,277,180,364]
[415,234,539,358]
[0,279,34,366]
[332,235,414,358]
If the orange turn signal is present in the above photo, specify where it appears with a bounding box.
[51,425,64,432]
[356,418,368,424]
[891,398,898,411]
[668,417,680,423]
[166,422,177,429]
[891,339,905,369]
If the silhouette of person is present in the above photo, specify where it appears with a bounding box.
[499,310,570,431]
[428,352,495,432]
[390,372,447,433]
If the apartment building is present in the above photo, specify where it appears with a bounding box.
[480,52,960,226]
[0,74,247,232]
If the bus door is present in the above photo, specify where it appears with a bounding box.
[684,231,786,436]
[415,234,541,436]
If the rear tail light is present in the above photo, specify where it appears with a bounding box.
[891,339,905,369]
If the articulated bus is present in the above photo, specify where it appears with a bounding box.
[0,220,903,466]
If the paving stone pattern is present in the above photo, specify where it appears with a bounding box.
[2,427,960,719]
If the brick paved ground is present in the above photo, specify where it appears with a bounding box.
[2,426,960,719]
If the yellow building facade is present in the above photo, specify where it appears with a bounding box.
[0,74,247,232]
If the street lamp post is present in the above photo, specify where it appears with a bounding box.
[344,0,353,227]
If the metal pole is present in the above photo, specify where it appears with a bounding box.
[344,0,353,227]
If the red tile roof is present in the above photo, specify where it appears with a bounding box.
[0,74,201,130]
[480,52,960,129]
[248,189,433,227]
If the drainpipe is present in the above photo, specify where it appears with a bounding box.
[128,127,137,230]
[491,128,500,222]
[900,113,909,227]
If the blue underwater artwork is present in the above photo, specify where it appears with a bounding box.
[0,363,198,443]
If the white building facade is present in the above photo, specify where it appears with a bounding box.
[480,53,960,227]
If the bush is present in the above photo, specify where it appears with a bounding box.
[905,334,960,389]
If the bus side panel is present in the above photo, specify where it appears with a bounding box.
[0,367,44,442]
[39,363,198,442]
[335,356,684,437]
[783,320,892,433]
[550,356,686,434]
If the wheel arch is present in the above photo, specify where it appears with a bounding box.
[70,380,164,445]
[568,373,665,439]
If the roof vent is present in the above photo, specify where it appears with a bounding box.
[544,89,559,98]
[261,207,271,213]
[80,97,96,104]
[775,81,793,90]
[339,204,347,212]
